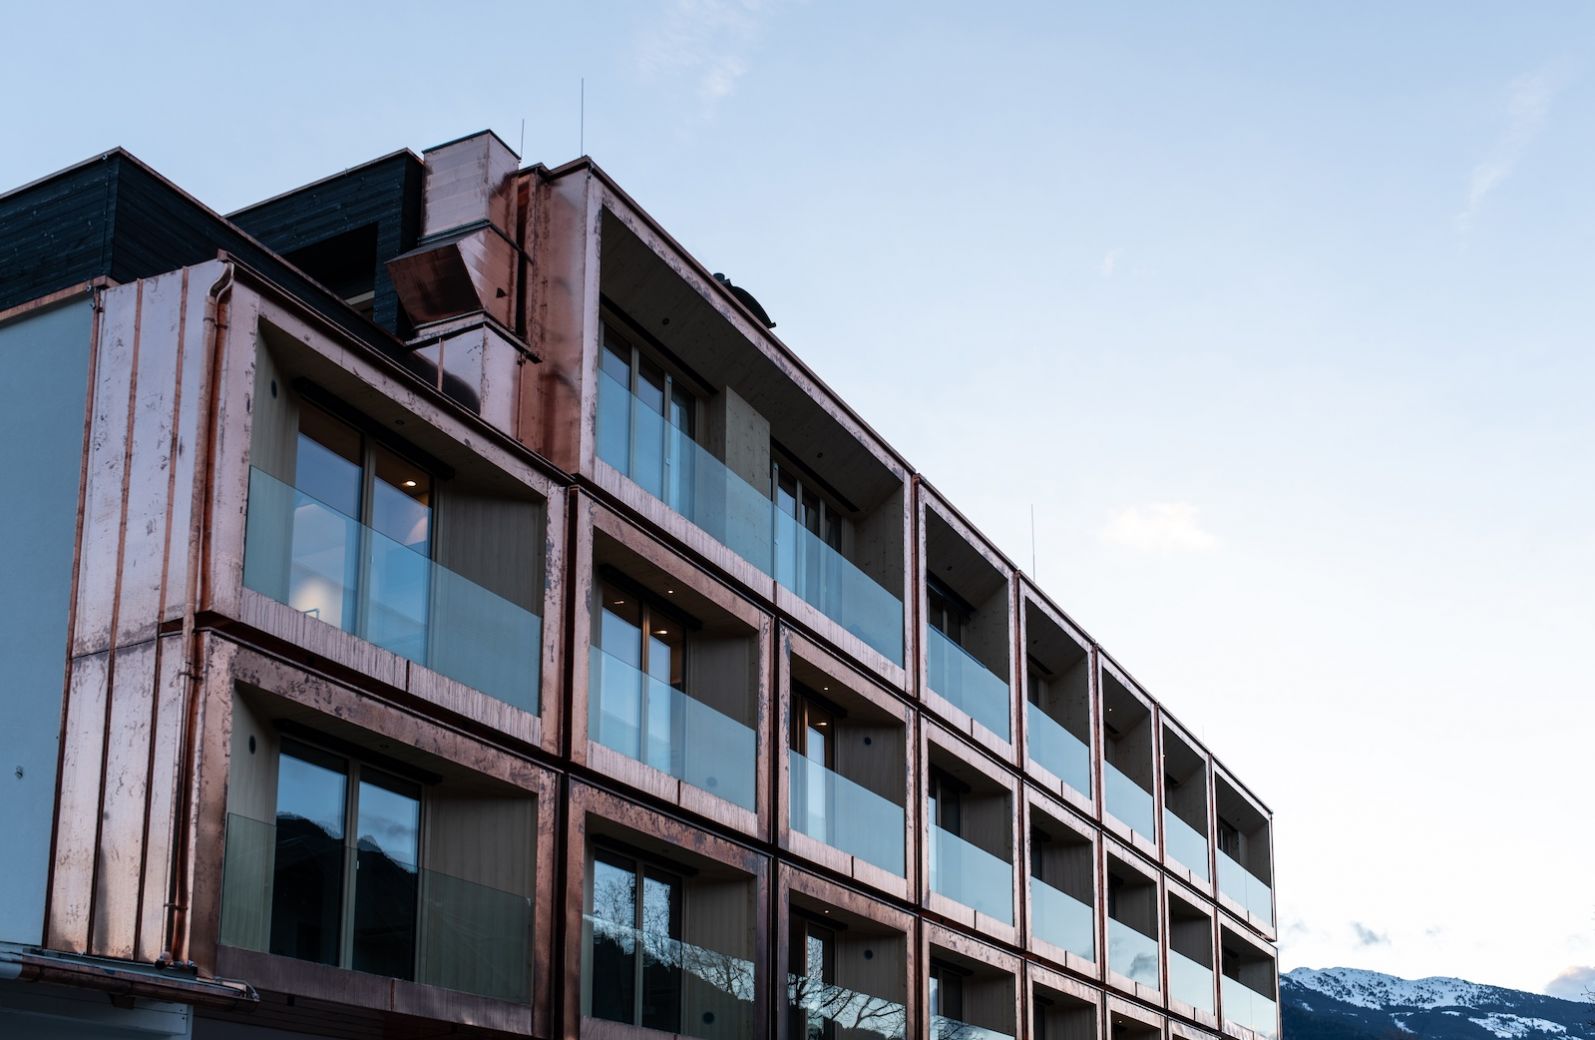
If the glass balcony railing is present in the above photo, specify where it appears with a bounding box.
[220,814,531,1002]
[929,824,1013,924]
[931,1016,1015,1040]
[243,467,542,713]
[1107,919,1160,989]
[1218,850,1274,924]
[774,507,904,664]
[789,748,905,875]
[1169,948,1215,1012]
[1026,703,1091,797]
[598,370,904,665]
[1029,876,1094,961]
[583,912,755,1040]
[1222,976,1279,1040]
[925,627,1010,739]
[1103,760,1157,841]
[1164,809,1210,881]
[789,973,907,1040]
[588,646,757,811]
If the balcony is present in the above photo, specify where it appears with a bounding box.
[589,645,757,810]
[790,749,904,875]
[243,466,542,711]
[1218,851,1273,923]
[220,813,533,1003]
[1103,761,1156,842]
[929,951,1016,1040]
[1163,724,1211,883]
[1033,984,1097,1040]
[583,838,757,1040]
[787,895,908,1040]
[1027,704,1091,799]
[1222,976,1279,1040]
[1171,948,1215,1012]
[1107,918,1159,990]
[584,912,755,1038]
[1022,599,1093,801]
[594,228,909,670]
[930,824,1014,925]
[1168,893,1215,1014]
[927,753,1015,928]
[927,627,1011,739]
[1027,811,1095,963]
[923,506,1013,743]
[1216,775,1275,926]
[1106,854,1160,993]
[1030,876,1094,962]
[1101,670,1157,846]
[1221,927,1279,1039]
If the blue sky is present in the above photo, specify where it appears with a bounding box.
[6,1,1594,995]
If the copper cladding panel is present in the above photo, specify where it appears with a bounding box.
[72,282,140,657]
[388,228,516,329]
[421,132,519,239]
[48,651,110,953]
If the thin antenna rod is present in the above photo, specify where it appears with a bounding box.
[580,77,585,155]
[1030,504,1037,576]
[519,118,525,157]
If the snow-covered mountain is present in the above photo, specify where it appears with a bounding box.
[1282,968,1594,1040]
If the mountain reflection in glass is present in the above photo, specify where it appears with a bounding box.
[269,742,348,965]
[351,769,421,979]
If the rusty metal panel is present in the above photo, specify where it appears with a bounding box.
[115,271,184,647]
[91,639,159,958]
[421,132,519,239]
[47,650,111,953]
[202,286,258,619]
[161,267,213,624]
[136,634,188,962]
[73,283,140,657]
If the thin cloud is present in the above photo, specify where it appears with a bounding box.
[1099,502,1218,553]
[636,0,772,115]
[1544,966,1595,1002]
[1101,247,1124,278]
[1457,65,1570,234]
[1352,922,1391,948]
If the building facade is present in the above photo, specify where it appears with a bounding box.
[0,131,1279,1040]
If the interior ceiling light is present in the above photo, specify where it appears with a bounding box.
[403,479,417,488]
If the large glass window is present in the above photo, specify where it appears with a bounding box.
[929,961,964,1021]
[790,916,837,1040]
[288,404,434,659]
[598,327,697,505]
[589,849,685,1032]
[269,740,421,977]
[592,580,689,773]
[790,690,835,840]
[926,579,970,646]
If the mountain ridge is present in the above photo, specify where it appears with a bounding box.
[1283,967,1593,1040]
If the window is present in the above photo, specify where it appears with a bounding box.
[589,849,685,1031]
[790,688,837,841]
[598,324,698,505]
[929,961,965,1021]
[1221,945,1242,981]
[1218,818,1241,858]
[928,769,964,835]
[592,579,689,772]
[926,578,972,646]
[773,458,843,551]
[290,403,434,660]
[790,915,837,1040]
[269,739,422,977]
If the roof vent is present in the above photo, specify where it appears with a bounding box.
[712,273,776,329]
